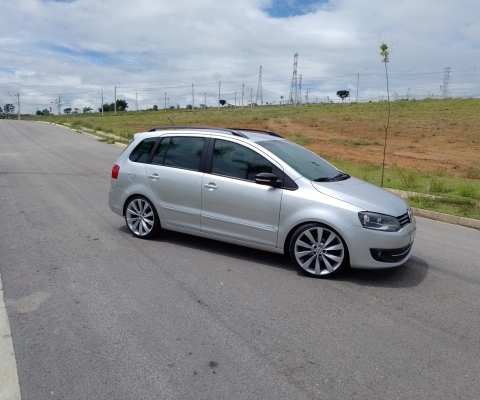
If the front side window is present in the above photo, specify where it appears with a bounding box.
[212,139,274,181]
[163,136,205,171]
[129,138,157,163]
[258,139,342,181]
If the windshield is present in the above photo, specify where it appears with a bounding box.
[258,140,348,181]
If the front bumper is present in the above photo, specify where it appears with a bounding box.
[341,221,416,269]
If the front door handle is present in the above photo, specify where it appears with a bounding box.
[204,183,218,191]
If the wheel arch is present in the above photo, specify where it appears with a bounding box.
[283,220,350,262]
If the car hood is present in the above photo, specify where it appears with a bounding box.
[311,177,408,216]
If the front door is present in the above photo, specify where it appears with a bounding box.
[200,139,282,247]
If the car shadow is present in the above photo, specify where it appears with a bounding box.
[119,227,429,287]
[336,255,429,288]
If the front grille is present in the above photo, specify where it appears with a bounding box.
[397,212,411,228]
[370,243,413,263]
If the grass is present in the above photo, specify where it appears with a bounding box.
[25,99,480,220]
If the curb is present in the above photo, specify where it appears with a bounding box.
[42,122,480,231]
[0,274,22,400]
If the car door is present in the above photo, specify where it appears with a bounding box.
[200,138,282,247]
[144,135,206,231]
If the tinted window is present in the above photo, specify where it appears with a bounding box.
[151,138,170,165]
[258,140,340,181]
[129,138,157,163]
[164,137,205,170]
[212,139,274,181]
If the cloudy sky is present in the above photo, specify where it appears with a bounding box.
[1,0,479,113]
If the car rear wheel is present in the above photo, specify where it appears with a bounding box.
[125,196,159,239]
[289,223,348,277]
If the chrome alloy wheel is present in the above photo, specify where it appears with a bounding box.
[126,198,155,237]
[293,225,345,276]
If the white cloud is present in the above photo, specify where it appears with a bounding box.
[1,0,480,112]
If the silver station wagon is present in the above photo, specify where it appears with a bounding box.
[109,127,416,277]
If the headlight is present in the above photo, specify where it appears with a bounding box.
[358,212,401,232]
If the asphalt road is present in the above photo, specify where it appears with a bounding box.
[1,120,479,400]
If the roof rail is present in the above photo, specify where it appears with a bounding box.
[227,128,283,138]
[147,126,248,138]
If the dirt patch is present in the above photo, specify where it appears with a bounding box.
[264,117,480,176]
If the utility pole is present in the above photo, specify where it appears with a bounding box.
[204,92,206,110]
[250,88,253,109]
[218,81,221,109]
[298,74,302,105]
[114,86,117,114]
[305,90,309,104]
[242,84,245,107]
[136,92,138,111]
[256,65,263,106]
[356,73,359,102]
[235,92,236,109]
[164,92,167,111]
[192,84,194,110]
[101,89,104,116]
[16,93,20,120]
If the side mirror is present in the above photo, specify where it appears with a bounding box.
[255,172,281,187]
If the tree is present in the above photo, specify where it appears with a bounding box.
[185,104,193,110]
[4,104,15,116]
[42,109,50,116]
[116,99,128,111]
[336,90,350,102]
[64,108,72,114]
[219,99,227,106]
[379,40,392,188]
[0,106,3,113]
[153,105,158,111]
[83,107,92,114]
[73,108,79,114]
[280,95,284,105]
[36,110,42,115]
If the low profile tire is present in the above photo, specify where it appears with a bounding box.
[289,223,348,277]
[124,196,160,239]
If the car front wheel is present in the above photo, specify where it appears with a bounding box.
[125,196,159,239]
[289,223,348,277]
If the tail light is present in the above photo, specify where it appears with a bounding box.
[111,164,120,179]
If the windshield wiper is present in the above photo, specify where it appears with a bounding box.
[313,173,350,182]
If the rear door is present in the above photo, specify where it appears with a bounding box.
[144,135,206,231]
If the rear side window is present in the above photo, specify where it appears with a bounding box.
[128,138,157,163]
[163,137,205,171]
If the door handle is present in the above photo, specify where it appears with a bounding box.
[204,183,218,190]
[148,173,159,180]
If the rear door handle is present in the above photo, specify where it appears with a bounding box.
[148,173,159,181]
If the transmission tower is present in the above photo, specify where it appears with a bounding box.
[442,67,450,98]
[289,53,298,105]
[255,65,263,106]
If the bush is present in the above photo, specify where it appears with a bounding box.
[395,168,418,189]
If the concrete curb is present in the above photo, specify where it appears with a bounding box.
[0,274,22,400]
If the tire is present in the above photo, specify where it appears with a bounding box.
[289,223,348,277]
[124,196,160,239]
